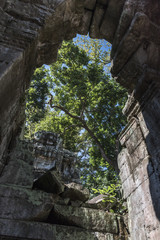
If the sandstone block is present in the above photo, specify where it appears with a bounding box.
[33,170,64,194]
[0,184,54,221]
[60,182,90,202]
[89,4,105,39]
[34,131,62,147]
[0,144,34,188]
[0,218,119,240]
[84,194,110,210]
[97,0,109,6]
[125,126,143,154]
[85,0,96,10]
[78,9,93,35]
[51,204,119,234]
[100,0,125,43]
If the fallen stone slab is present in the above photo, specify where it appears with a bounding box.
[50,204,119,234]
[60,182,90,202]
[33,170,64,194]
[0,184,54,221]
[83,194,110,210]
[0,218,121,240]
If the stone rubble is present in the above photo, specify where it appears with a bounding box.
[1,0,160,239]
[0,131,128,239]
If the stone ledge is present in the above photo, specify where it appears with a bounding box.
[0,218,120,240]
[0,184,54,221]
[49,204,119,234]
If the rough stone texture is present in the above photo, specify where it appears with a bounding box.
[33,131,80,183]
[0,184,54,221]
[83,194,111,210]
[33,170,65,194]
[0,0,160,239]
[0,140,34,188]
[118,81,160,239]
[50,204,119,234]
[61,182,90,202]
[0,134,127,239]
[0,219,121,240]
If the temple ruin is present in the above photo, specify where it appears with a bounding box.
[0,0,160,239]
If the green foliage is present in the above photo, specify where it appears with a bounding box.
[25,66,50,138]
[25,36,128,213]
[92,182,127,214]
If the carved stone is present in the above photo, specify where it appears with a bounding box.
[0,0,160,239]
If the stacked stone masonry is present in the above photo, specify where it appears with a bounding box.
[0,132,128,239]
[0,0,160,239]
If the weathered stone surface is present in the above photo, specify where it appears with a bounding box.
[78,9,93,35]
[0,141,34,188]
[50,204,119,234]
[118,83,160,239]
[33,170,65,194]
[0,219,120,240]
[0,135,129,239]
[83,194,110,210]
[33,131,80,183]
[0,184,54,221]
[34,131,62,147]
[1,0,160,239]
[85,0,96,10]
[100,0,125,43]
[61,182,90,202]
[89,4,106,39]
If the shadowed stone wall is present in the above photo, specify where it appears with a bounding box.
[0,0,160,239]
[0,132,128,239]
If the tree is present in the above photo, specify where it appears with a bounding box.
[47,40,127,173]
[26,38,127,212]
[25,66,50,138]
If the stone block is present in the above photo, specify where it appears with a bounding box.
[118,148,131,183]
[97,0,109,6]
[122,156,153,198]
[0,162,4,176]
[0,148,34,188]
[119,120,137,146]
[0,0,5,8]
[71,200,82,207]
[141,92,160,157]
[138,112,149,138]
[85,0,96,10]
[89,4,105,39]
[0,218,119,240]
[50,204,119,234]
[0,184,54,221]
[129,211,146,240]
[143,204,160,236]
[60,182,89,202]
[119,160,131,184]
[78,9,93,35]
[33,170,64,194]
[122,174,135,199]
[129,140,148,170]
[84,194,110,210]
[146,227,160,240]
[34,131,62,147]
[127,177,153,217]
[111,13,148,76]
[125,126,143,154]
[100,0,125,43]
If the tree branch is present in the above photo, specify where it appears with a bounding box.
[48,95,119,174]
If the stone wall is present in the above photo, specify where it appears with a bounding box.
[118,82,160,239]
[0,132,128,239]
[0,0,160,239]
